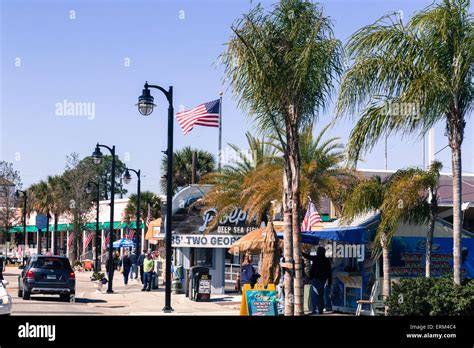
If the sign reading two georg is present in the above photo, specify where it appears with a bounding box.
[171,234,241,248]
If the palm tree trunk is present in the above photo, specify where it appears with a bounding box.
[288,122,304,316]
[380,233,390,314]
[451,144,463,285]
[425,189,436,278]
[282,161,294,316]
[53,214,59,255]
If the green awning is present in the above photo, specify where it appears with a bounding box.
[84,222,103,230]
[101,221,121,230]
[9,221,138,232]
[126,221,145,229]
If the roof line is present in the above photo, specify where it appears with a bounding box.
[357,168,474,177]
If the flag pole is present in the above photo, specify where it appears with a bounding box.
[218,92,223,171]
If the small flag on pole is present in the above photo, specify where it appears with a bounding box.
[84,231,95,249]
[102,231,110,251]
[146,203,152,227]
[176,99,220,135]
[301,201,322,232]
[67,232,75,249]
[125,227,135,241]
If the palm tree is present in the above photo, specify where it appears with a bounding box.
[402,161,443,278]
[221,0,343,315]
[28,180,53,253]
[241,125,356,221]
[202,133,278,228]
[342,166,443,301]
[46,175,68,253]
[123,191,161,223]
[337,0,473,284]
[161,147,215,194]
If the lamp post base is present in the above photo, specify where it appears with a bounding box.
[106,289,114,294]
[162,306,174,313]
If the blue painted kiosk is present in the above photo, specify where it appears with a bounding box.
[277,212,474,314]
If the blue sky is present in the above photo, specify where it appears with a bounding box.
[1,0,473,194]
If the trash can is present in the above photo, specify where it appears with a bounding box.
[189,266,211,302]
[151,271,159,289]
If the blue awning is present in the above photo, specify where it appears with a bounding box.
[277,226,366,245]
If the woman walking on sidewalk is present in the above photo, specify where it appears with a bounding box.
[120,253,132,285]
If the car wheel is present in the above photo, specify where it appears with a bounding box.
[17,288,23,297]
[22,289,30,300]
[60,293,70,302]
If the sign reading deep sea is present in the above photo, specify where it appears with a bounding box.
[246,289,278,316]
[199,208,258,235]
[172,208,258,248]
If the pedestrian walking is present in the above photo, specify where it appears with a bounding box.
[129,251,138,280]
[240,253,260,289]
[302,246,332,315]
[137,250,146,284]
[141,253,154,291]
[120,253,132,285]
[113,252,120,270]
[0,253,5,281]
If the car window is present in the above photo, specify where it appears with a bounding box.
[32,258,71,270]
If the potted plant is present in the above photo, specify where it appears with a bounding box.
[90,271,107,291]
[73,261,83,272]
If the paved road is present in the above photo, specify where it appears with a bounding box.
[3,267,240,316]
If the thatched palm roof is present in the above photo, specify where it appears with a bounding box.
[228,224,284,254]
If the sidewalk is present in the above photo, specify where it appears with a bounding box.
[76,270,241,315]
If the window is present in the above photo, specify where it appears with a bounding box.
[32,257,71,270]
[194,248,213,268]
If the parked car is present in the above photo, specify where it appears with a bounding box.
[0,280,12,315]
[18,255,75,301]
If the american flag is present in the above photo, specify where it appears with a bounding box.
[301,201,322,232]
[175,99,220,135]
[125,227,135,240]
[146,203,152,226]
[84,231,95,249]
[67,232,75,249]
[102,231,110,251]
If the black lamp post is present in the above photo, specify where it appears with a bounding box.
[86,181,101,271]
[123,168,141,258]
[136,81,174,313]
[92,143,116,293]
[15,190,27,266]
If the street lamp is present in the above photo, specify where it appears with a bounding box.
[136,81,174,313]
[86,181,101,271]
[15,190,27,266]
[122,168,141,259]
[92,143,116,293]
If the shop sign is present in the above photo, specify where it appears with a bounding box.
[198,276,211,294]
[152,226,162,238]
[199,208,257,234]
[171,234,242,248]
[245,289,278,316]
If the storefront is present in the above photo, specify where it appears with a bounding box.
[277,212,474,314]
[169,186,258,295]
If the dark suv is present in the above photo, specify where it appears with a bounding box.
[18,255,75,301]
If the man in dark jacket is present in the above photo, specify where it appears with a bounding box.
[302,246,332,314]
[240,254,260,289]
[137,250,146,284]
[120,253,132,285]
[0,253,4,281]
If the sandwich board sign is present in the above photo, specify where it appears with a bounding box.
[240,283,277,316]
